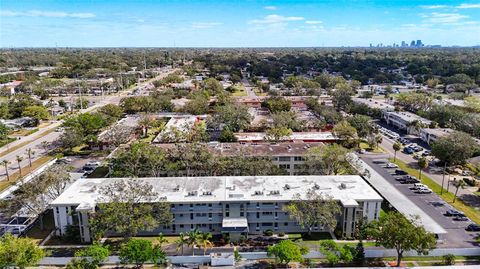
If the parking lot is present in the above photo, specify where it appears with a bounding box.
[361,155,479,248]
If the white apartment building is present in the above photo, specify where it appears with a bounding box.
[419,128,454,145]
[51,176,383,243]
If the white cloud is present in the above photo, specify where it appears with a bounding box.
[423,12,469,24]
[264,6,277,10]
[420,5,448,9]
[305,20,322,24]
[191,22,223,29]
[0,10,95,18]
[248,14,304,24]
[456,3,480,9]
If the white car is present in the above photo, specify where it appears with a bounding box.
[385,163,398,168]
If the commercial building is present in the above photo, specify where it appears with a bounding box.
[51,175,383,243]
[419,128,454,145]
[383,111,431,134]
[234,132,337,143]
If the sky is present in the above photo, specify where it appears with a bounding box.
[1,0,479,47]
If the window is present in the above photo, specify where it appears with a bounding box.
[240,212,244,217]
[263,202,274,205]
[208,203,212,207]
[262,223,273,227]
[279,164,290,169]
[262,212,273,216]
[180,224,184,228]
[279,156,290,162]
[256,212,260,218]
[284,222,289,226]
[294,156,304,161]
[226,212,230,217]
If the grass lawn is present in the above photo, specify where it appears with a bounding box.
[288,232,332,243]
[254,88,267,96]
[359,142,384,153]
[391,158,480,224]
[0,155,54,192]
[10,128,39,136]
[86,166,109,178]
[231,84,247,97]
[139,126,164,143]
[0,137,16,148]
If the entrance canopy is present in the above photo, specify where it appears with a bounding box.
[222,217,249,233]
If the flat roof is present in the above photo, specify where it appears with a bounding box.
[234,132,337,142]
[51,175,382,207]
[385,111,432,124]
[421,128,454,137]
[353,98,395,111]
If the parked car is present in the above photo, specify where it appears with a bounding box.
[414,188,432,194]
[403,147,414,154]
[56,157,72,164]
[385,163,398,168]
[395,169,408,175]
[453,216,469,221]
[409,183,426,190]
[445,210,465,217]
[84,161,101,168]
[466,224,480,231]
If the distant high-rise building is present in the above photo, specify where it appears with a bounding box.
[416,40,423,47]
[410,40,416,47]
[401,41,406,47]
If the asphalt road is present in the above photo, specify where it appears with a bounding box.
[361,154,479,248]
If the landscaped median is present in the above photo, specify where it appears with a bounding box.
[390,158,480,224]
[0,155,54,192]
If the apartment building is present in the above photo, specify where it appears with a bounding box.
[419,128,454,145]
[51,175,383,243]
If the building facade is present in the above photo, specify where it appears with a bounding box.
[51,176,382,243]
[383,111,431,134]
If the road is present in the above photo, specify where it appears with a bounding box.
[379,134,475,202]
[241,77,257,98]
[0,68,178,183]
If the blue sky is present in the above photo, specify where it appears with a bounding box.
[1,0,479,47]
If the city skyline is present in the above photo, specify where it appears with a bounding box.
[1,1,480,47]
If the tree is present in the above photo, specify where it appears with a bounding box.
[267,240,308,266]
[218,127,237,142]
[0,233,45,269]
[187,229,200,256]
[347,115,373,138]
[175,232,188,256]
[331,88,354,110]
[63,112,107,137]
[2,160,9,181]
[208,102,252,132]
[197,232,213,255]
[284,189,341,235]
[16,155,23,178]
[263,96,292,113]
[89,178,172,240]
[303,144,351,175]
[21,105,50,125]
[59,128,84,151]
[367,211,436,267]
[333,120,358,147]
[432,131,477,166]
[393,142,402,162]
[98,104,124,122]
[119,238,156,268]
[452,179,467,203]
[3,164,72,230]
[26,148,34,167]
[319,240,355,266]
[183,91,210,115]
[417,157,428,180]
[67,243,110,269]
[265,126,292,142]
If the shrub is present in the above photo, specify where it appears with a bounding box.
[443,254,455,265]
[278,232,285,237]
[264,229,274,236]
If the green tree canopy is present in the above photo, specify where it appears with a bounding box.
[0,233,45,269]
[267,240,309,266]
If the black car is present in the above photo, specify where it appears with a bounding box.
[453,216,469,221]
[466,224,480,231]
[395,169,408,175]
[445,210,465,217]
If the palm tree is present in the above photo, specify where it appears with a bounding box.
[156,232,168,248]
[187,229,200,256]
[417,157,428,180]
[16,155,23,177]
[393,142,402,162]
[453,179,467,203]
[175,232,188,256]
[2,160,10,181]
[197,232,213,255]
[26,148,34,167]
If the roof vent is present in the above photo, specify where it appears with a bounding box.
[187,191,198,196]
[173,185,180,192]
[269,190,280,195]
[339,183,347,189]
[313,183,320,190]
[284,184,291,190]
[203,191,212,196]
[253,191,264,196]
